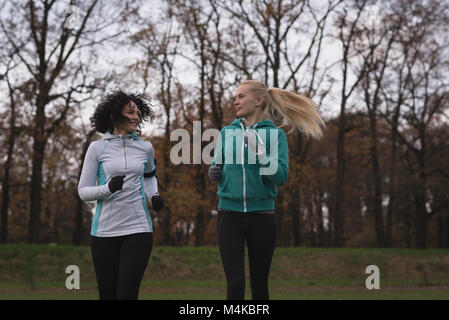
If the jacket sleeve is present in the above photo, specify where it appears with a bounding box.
[143,142,159,200]
[78,142,111,201]
[259,128,289,186]
[211,128,224,167]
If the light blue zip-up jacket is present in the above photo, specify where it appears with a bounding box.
[78,131,158,237]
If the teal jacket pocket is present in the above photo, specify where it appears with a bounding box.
[245,166,277,199]
[218,166,243,200]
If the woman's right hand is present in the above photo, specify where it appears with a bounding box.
[108,175,125,193]
[208,165,222,182]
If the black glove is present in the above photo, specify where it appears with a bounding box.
[108,175,125,193]
[208,165,222,181]
[151,194,164,211]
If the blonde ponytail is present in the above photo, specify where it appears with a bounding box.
[241,80,326,140]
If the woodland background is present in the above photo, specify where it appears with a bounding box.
[0,0,448,249]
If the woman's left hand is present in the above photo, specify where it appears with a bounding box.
[151,194,164,211]
[145,194,164,211]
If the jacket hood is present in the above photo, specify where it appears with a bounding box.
[102,131,139,140]
[229,117,277,129]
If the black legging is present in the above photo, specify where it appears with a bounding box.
[217,210,277,300]
[90,232,153,300]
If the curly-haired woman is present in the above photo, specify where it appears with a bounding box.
[78,89,164,300]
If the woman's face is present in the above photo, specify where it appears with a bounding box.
[119,100,141,133]
[233,84,263,119]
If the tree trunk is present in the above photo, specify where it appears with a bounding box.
[446,213,449,248]
[290,189,301,246]
[195,205,205,247]
[160,146,173,246]
[386,104,401,247]
[446,214,449,248]
[73,192,85,245]
[275,192,284,245]
[335,108,346,246]
[415,190,428,249]
[1,93,16,244]
[368,112,385,247]
[415,134,428,249]
[73,130,96,245]
[437,214,445,248]
[28,97,48,243]
[315,188,325,246]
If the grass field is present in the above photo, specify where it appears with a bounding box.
[0,244,448,300]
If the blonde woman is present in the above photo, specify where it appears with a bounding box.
[209,80,325,300]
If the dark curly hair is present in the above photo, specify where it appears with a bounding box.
[90,89,155,135]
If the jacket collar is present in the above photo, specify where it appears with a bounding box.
[231,117,276,129]
[102,131,139,140]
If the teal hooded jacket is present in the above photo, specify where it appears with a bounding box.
[211,118,289,212]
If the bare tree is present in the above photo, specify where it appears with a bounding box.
[167,0,232,245]
[0,59,20,243]
[374,0,449,249]
[332,0,378,246]
[219,0,341,88]
[0,0,127,243]
[357,6,404,246]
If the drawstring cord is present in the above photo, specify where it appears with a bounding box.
[240,118,265,155]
